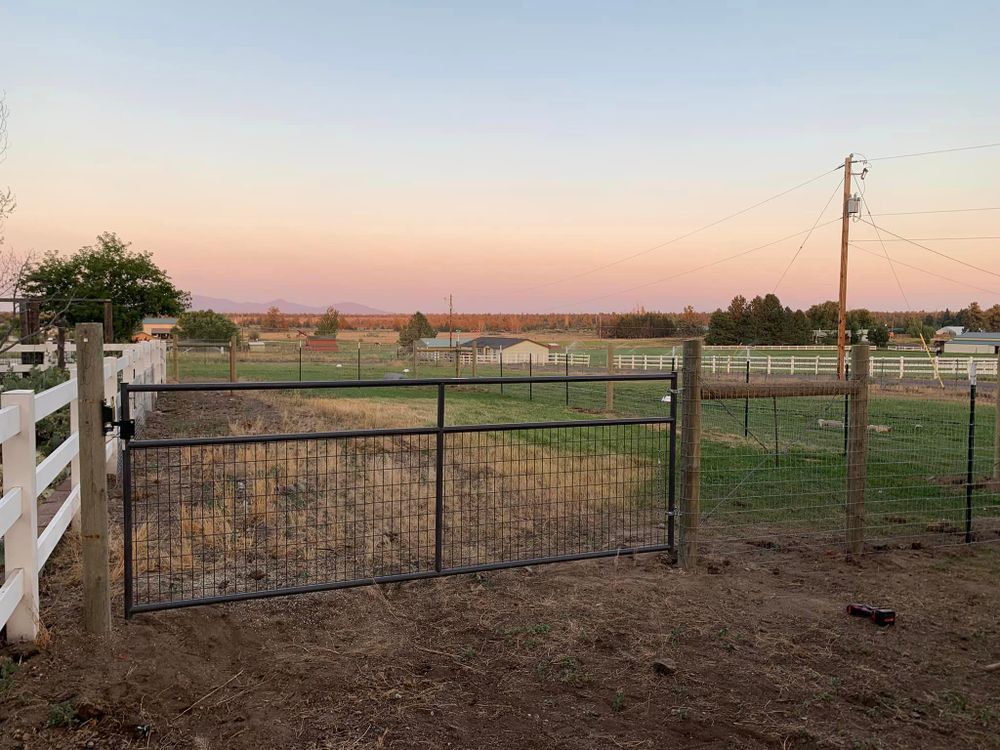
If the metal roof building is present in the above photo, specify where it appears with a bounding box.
[942,331,1000,355]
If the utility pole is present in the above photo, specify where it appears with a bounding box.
[836,153,854,380]
[446,294,454,347]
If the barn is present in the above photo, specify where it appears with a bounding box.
[306,336,339,352]
[463,336,551,364]
[942,331,1000,355]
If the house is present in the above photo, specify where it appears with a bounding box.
[942,331,1000,355]
[463,336,551,364]
[140,317,177,339]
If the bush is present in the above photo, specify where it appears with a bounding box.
[0,367,70,455]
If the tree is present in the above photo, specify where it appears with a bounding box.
[960,302,985,331]
[806,301,839,331]
[985,304,1000,332]
[0,95,13,248]
[22,232,189,341]
[175,310,238,342]
[315,306,340,336]
[868,324,890,348]
[399,311,436,350]
[705,310,737,344]
[263,306,285,330]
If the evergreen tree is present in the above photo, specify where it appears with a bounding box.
[399,311,436,350]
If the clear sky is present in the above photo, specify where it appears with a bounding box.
[2,1,998,314]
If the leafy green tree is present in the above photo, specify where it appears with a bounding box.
[22,232,189,341]
[867,324,890,347]
[786,309,813,345]
[315,307,340,336]
[399,311,436,350]
[806,301,839,331]
[175,310,238,342]
[747,294,785,344]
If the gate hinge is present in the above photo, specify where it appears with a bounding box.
[102,401,135,441]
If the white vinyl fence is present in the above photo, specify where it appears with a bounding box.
[614,353,998,381]
[0,340,167,640]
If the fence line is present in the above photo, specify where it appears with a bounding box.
[614,353,998,381]
[0,340,167,640]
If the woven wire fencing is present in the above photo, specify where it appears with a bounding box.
[866,389,1000,548]
[690,385,1000,556]
[694,395,850,556]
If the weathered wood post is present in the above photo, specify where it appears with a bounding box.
[77,323,112,635]
[102,301,114,344]
[412,346,419,377]
[994,351,1000,481]
[171,332,180,381]
[229,334,238,383]
[846,342,870,557]
[606,342,615,412]
[471,344,477,378]
[679,339,702,569]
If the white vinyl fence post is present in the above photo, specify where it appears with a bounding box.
[2,390,40,641]
[103,356,117,475]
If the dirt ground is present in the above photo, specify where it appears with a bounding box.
[2,392,998,749]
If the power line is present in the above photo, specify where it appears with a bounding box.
[545,218,842,311]
[865,141,1000,162]
[849,243,1000,297]
[859,195,910,309]
[516,164,843,294]
[773,174,844,292]
[869,206,1000,217]
[852,236,1000,242]
[858,219,1000,280]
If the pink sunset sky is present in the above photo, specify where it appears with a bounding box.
[3,3,998,314]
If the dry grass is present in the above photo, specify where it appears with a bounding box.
[128,395,662,602]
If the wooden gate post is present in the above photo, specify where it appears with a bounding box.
[171,332,180,382]
[77,323,112,635]
[606,342,615,412]
[846,343,870,557]
[229,334,238,383]
[994,351,999,481]
[679,339,702,569]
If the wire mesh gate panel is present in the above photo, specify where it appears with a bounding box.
[694,394,852,555]
[121,374,676,614]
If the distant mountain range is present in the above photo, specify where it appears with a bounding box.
[189,295,388,315]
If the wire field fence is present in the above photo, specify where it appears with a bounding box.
[121,374,676,614]
[692,387,1000,556]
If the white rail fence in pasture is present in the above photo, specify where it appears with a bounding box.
[0,340,167,640]
[614,353,998,381]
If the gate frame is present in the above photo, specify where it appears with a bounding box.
[119,371,678,616]
[678,339,869,568]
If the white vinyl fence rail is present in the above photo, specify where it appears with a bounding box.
[614,353,998,381]
[0,340,167,640]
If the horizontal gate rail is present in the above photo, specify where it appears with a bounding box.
[122,372,678,615]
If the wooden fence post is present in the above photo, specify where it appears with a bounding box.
[846,343,870,557]
[2,389,40,641]
[679,339,702,569]
[413,346,419,377]
[229,335,238,383]
[606,342,615,412]
[471,344,477,378]
[994,351,999,481]
[77,323,112,635]
[171,332,180,382]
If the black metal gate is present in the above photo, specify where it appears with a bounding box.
[120,373,677,615]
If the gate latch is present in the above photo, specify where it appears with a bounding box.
[102,400,135,441]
